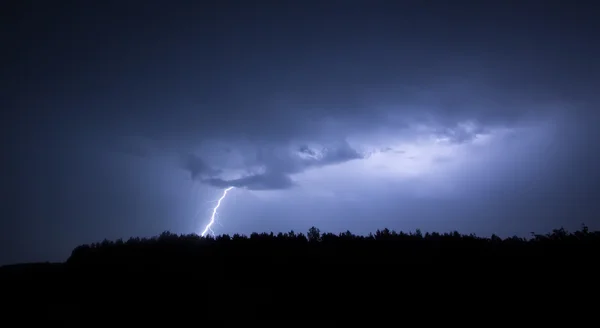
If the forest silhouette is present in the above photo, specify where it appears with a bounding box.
[2,225,599,324]
[67,224,600,264]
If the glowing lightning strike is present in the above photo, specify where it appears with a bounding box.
[200,186,235,237]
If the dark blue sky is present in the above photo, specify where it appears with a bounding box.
[2,1,598,265]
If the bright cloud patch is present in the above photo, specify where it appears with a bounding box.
[292,121,526,198]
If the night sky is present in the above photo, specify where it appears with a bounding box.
[2,1,598,265]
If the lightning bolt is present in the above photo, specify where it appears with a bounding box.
[200,186,235,237]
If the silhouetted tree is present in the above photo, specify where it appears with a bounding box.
[307,226,321,242]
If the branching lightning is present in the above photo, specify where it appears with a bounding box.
[200,186,235,237]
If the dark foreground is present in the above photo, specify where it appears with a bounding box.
[2,227,599,324]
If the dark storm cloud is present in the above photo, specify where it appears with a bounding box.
[7,1,593,150]
[294,140,366,170]
[15,0,592,147]
[183,139,366,190]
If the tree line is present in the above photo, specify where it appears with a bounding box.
[67,224,600,267]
